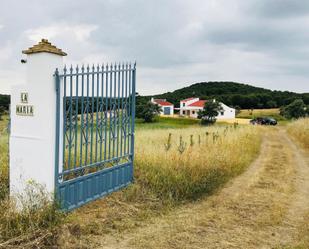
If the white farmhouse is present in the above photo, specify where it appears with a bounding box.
[179,97,235,119]
[151,98,174,115]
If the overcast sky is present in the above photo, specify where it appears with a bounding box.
[0,0,308,95]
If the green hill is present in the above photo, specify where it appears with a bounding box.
[140,82,309,109]
[1,82,309,110]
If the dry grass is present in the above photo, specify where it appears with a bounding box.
[134,125,261,201]
[94,128,309,249]
[0,115,9,200]
[0,115,262,248]
[64,125,261,242]
[287,118,309,149]
[0,116,65,248]
[0,183,65,249]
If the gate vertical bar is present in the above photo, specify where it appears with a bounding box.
[113,64,117,159]
[54,68,61,199]
[127,64,131,155]
[104,64,108,161]
[109,64,113,160]
[85,66,90,166]
[68,66,73,170]
[124,64,128,155]
[95,65,100,164]
[117,63,120,159]
[131,63,136,162]
[99,65,104,162]
[74,66,79,168]
[62,67,67,171]
[79,66,85,169]
[120,63,124,158]
[90,65,95,164]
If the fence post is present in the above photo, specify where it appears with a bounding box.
[9,39,66,201]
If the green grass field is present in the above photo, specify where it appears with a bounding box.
[136,116,200,129]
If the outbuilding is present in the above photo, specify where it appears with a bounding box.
[151,98,174,115]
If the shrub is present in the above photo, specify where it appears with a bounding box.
[136,102,161,123]
[198,100,223,125]
[281,99,307,119]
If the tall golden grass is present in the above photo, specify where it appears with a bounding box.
[134,125,261,201]
[0,115,9,199]
[0,116,64,248]
[287,118,309,149]
[0,116,262,247]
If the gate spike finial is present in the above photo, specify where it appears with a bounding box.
[70,65,73,73]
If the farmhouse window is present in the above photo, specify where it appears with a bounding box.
[192,111,195,114]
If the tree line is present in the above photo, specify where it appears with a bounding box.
[1,81,309,116]
[143,82,309,109]
[0,95,10,110]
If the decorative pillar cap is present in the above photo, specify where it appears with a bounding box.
[22,39,67,56]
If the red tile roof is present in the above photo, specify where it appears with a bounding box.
[187,100,206,107]
[181,97,197,102]
[153,99,173,106]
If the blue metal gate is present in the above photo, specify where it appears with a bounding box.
[54,63,136,210]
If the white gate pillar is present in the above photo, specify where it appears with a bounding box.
[10,39,66,197]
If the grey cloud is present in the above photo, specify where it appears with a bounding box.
[0,0,309,94]
[247,0,309,18]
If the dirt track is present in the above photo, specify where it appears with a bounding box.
[95,128,309,249]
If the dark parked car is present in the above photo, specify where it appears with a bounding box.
[250,117,277,125]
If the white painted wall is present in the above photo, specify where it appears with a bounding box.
[216,103,236,120]
[180,98,199,107]
[179,107,202,118]
[179,101,235,119]
[151,98,174,115]
[10,52,64,197]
